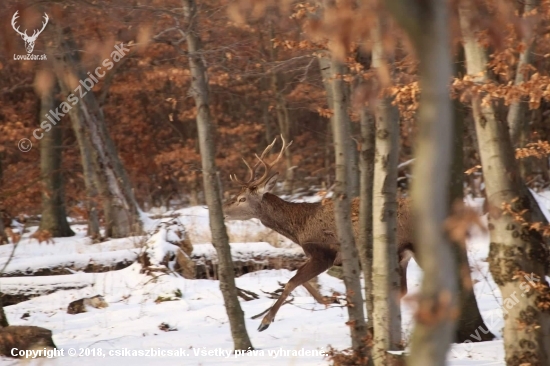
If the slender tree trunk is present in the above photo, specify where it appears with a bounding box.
[0,219,6,245]
[459,3,550,364]
[183,0,253,351]
[451,99,494,343]
[37,81,74,237]
[261,92,273,146]
[79,141,101,239]
[189,173,201,206]
[348,144,360,197]
[54,81,102,239]
[319,54,335,114]
[319,54,335,190]
[330,56,368,357]
[319,53,359,196]
[370,18,402,365]
[508,0,539,182]
[60,86,104,240]
[270,73,294,194]
[324,125,333,188]
[385,1,458,365]
[508,0,538,147]
[268,24,294,195]
[352,31,375,330]
[48,40,100,238]
[451,51,495,343]
[358,106,375,333]
[0,153,8,323]
[50,28,142,238]
[0,297,8,328]
[0,156,7,245]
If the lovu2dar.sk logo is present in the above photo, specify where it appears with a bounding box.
[11,10,49,60]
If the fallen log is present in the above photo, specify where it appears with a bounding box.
[191,242,306,279]
[1,243,303,279]
[0,243,306,307]
[0,273,94,306]
[0,250,138,278]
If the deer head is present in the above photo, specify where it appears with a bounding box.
[223,136,292,221]
[11,11,49,54]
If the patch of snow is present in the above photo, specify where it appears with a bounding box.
[5,190,544,365]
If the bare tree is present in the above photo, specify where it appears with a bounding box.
[266,21,295,195]
[508,0,538,148]
[183,0,253,351]
[50,26,142,238]
[451,65,494,343]
[370,16,402,366]
[319,54,359,197]
[330,53,368,356]
[0,155,8,245]
[385,0,458,365]
[0,220,6,245]
[44,28,100,240]
[459,1,550,363]
[507,0,539,180]
[37,79,74,237]
[357,93,375,332]
[64,103,101,240]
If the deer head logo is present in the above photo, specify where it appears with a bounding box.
[11,11,49,54]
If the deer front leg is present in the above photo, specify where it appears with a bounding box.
[258,244,336,332]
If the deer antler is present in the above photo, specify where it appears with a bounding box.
[11,11,27,38]
[229,135,292,188]
[250,135,292,187]
[229,137,277,186]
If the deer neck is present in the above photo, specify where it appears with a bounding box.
[256,193,318,244]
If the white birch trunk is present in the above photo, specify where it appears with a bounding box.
[330,56,369,356]
[370,17,402,366]
[459,3,550,364]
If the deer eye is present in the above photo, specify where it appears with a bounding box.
[239,197,246,203]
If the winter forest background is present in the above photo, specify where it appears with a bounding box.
[1,0,550,365]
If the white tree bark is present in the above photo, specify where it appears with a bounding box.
[508,0,538,147]
[319,52,359,197]
[459,2,550,364]
[358,105,375,332]
[370,16,402,366]
[330,56,369,356]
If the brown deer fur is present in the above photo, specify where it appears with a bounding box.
[223,136,417,331]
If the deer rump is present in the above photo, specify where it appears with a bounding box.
[252,194,416,331]
[359,197,415,295]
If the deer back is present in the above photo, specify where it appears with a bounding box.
[258,194,413,253]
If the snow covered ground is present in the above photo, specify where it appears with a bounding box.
[2,191,550,365]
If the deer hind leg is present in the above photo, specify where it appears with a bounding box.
[258,244,336,332]
[301,280,327,305]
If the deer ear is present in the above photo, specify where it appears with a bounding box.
[263,173,278,193]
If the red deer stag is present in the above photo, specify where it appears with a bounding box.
[223,136,415,331]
